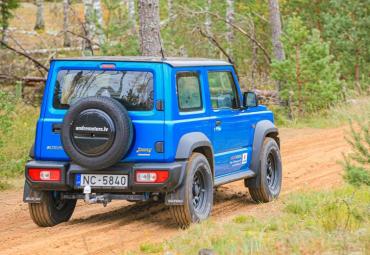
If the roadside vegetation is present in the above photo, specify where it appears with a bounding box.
[0,91,38,189]
[131,98,370,255]
[134,185,369,255]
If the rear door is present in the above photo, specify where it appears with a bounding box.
[36,60,165,162]
[206,68,252,177]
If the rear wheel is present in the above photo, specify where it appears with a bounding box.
[248,137,282,202]
[29,191,76,227]
[170,153,213,228]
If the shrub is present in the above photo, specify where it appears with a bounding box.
[343,120,370,186]
[0,93,38,189]
[272,16,342,118]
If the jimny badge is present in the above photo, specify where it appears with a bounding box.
[136,147,152,156]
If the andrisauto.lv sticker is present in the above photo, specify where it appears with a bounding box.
[230,153,248,166]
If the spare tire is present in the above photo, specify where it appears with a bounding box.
[61,96,133,170]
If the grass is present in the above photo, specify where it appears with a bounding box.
[274,96,370,128]
[0,100,39,190]
[134,186,370,255]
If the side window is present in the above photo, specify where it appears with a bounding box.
[208,71,240,109]
[176,72,202,112]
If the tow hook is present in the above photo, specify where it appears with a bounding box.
[83,185,111,207]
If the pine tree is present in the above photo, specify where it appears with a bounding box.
[0,0,19,42]
[138,0,162,56]
[272,16,341,117]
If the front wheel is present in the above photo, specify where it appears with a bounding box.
[247,137,282,202]
[29,191,76,227]
[169,153,213,228]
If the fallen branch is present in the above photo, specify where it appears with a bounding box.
[197,27,240,80]
[207,12,271,64]
[0,41,48,72]
[197,27,234,64]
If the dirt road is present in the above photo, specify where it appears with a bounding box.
[0,127,349,255]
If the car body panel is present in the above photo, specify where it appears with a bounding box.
[32,58,276,191]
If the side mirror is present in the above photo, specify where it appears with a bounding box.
[243,91,258,108]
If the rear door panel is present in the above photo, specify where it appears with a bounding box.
[36,60,165,163]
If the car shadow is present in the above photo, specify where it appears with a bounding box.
[68,185,256,229]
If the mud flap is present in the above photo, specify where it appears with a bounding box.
[165,182,186,205]
[23,181,44,203]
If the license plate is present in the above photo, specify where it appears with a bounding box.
[75,174,128,188]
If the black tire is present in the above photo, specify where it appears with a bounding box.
[29,191,76,227]
[169,153,213,228]
[248,137,282,202]
[61,96,133,170]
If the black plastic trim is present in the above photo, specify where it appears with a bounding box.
[25,160,187,193]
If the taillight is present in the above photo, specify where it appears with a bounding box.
[135,170,169,183]
[28,168,61,182]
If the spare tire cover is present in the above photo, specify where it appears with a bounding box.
[61,96,133,170]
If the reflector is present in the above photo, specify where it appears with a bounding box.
[135,170,169,183]
[28,168,61,182]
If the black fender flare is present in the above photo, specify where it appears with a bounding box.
[245,120,279,188]
[166,132,214,206]
[175,132,213,160]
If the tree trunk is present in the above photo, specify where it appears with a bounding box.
[63,0,71,47]
[34,0,45,30]
[226,0,234,58]
[1,1,8,43]
[138,0,162,57]
[167,0,173,21]
[92,0,105,45]
[250,21,258,89]
[295,46,303,118]
[205,0,212,35]
[354,48,361,92]
[268,0,285,62]
[83,0,94,54]
[268,0,285,101]
[127,0,136,29]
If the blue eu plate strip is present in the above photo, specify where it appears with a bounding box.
[75,174,81,186]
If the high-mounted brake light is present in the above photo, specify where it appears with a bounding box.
[135,170,169,183]
[100,64,116,69]
[28,168,61,182]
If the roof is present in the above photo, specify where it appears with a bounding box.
[52,56,232,67]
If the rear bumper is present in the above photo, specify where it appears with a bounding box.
[25,160,187,193]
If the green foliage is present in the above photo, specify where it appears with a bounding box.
[343,119,370,186]
[142,186,370,255]
[0,0,19,32]
[0,91,15,147]
[139,242,163,254]
[323,0,370,89]
[272,16,342,117]
[0,93,38,189]
[282,0,370,89]
[99,0,140,56]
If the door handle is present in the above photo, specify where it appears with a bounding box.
[215,120,222,126]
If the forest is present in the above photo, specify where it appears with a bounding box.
[0,0,368,119]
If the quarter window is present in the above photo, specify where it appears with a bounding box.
[176,72,202,112]
[208,71,239,109]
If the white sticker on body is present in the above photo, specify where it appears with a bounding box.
[242,153,248,164]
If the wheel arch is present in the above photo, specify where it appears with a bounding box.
[246,120,279,188]
[175,132,214,177]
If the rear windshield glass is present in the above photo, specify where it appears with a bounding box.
[53,70,154,111]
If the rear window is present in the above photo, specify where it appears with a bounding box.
[53,70,154,111]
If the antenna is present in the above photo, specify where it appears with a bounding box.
[158,31,166,60]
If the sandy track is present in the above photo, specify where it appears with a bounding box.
[0,127,349,255]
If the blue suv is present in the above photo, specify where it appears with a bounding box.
[24,57,282,228]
